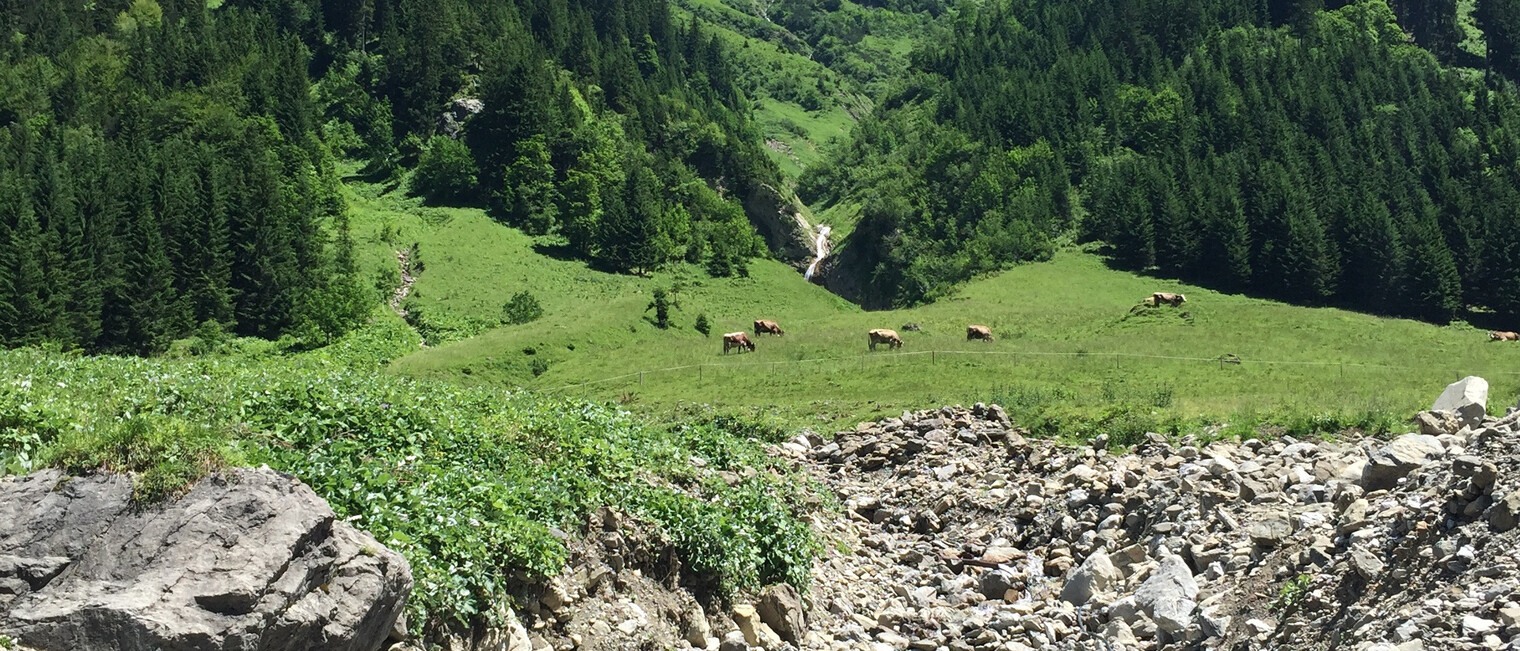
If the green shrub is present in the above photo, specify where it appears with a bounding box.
[694,313,711,336]
[502,291,545,325]
[410,136,478,205]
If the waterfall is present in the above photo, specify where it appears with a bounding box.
[804,224,831,281]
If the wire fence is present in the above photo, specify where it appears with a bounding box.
[540,347,1520,394]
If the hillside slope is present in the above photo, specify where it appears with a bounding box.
[354,186,1520,432]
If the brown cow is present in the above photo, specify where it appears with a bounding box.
[723,332,756,354]
[754,319,785,336]
[1491,331,1520,342]
[868,329,903,351]
[1152,292,1187,307]
[966,325,994,342]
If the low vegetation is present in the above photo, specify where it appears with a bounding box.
[0,315,819,631]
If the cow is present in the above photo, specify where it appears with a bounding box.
[754,319,785,336]
[868,329,903,351]
[1152,292,1187,307]
[966,325,994,342]
[723,332,756,354]
[1491,331,1520,342]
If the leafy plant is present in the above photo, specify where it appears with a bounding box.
[694,313,711,337]
[502,291,545,325]
[1273,574,1314,615]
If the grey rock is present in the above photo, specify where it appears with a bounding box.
[719,630,749,651]
[1453,455,1499,487]
[756,583,806,644]
[1249,517,1292,547]
[1134,555,1198,635]
[1350,549,1384,579]
[1361,434,1445,491]
[980,569,1018,601]
[1059,550,1122,606]
[1490,492,1520,532]
[0,468,411,651]
[1432,376,1489,427]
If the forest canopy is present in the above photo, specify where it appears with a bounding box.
[0,0,779,353]
[805,0,1520,321]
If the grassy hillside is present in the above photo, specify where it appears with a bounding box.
[673,0,932,183]
[353,185,1520,435]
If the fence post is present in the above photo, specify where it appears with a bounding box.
[933,350,936,365]
[699,365,702,381]
[639,371,643,386]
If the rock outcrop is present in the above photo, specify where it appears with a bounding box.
[0,467,411,651]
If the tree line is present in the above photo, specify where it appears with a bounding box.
[0,0,779,353]
[805,0,1520,323]
[254,0,776,276]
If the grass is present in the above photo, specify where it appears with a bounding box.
[351,181,1520,435]
[0,315,819,631]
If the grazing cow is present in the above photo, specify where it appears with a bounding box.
[966,325,994,342]
[1491,331,1520,342]
[723,332,756,354]
[868,329,903,351]
[754,319,785,336]
[1152,292,1187,307]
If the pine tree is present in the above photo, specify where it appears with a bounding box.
[501,134,559,234]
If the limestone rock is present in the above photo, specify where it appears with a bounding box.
[1361,434,1445,491]
[1432,376,1488,427]
[0,468,410,651]
[1059,551,1122,606]
[1134,555,1197,635]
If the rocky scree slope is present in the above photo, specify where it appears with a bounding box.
[752,376,1520,651]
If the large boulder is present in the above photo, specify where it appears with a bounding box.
[0,468,411,651]
[1059,550,1123,606]
[1134,554,1198,636]
[1431,376,1488,427]
[756,584,806,644]
[1361,434,1445,491]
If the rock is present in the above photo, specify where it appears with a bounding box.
[719,630,749,651]
[981,569,1017,601]
[1361,434,1445,491]
[682,601,712,647]
[1497,604,1520,628]
[1249,517,1292,547]
[733,604,763,646]
[1059,550,1122,606]
[756,583,806,644]
[1489,492,1520,532]
[1350,549,1384,579]
[1453,455,1499,487]
[0,468,410,651]
[1464,615,1499,636]
[1433,377,1489,427]
[1134,555,1198,635]
[1416,411,1460,436]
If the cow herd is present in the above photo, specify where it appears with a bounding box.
[721,320,997,354]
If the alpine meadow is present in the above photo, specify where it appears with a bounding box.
[6,0,1520,649]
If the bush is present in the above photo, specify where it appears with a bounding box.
[694,313,711,336]
[410,136,478,205]
[529,357,549,377]
[502,291,544,325]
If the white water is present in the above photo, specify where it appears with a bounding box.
[804,224,831,281]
